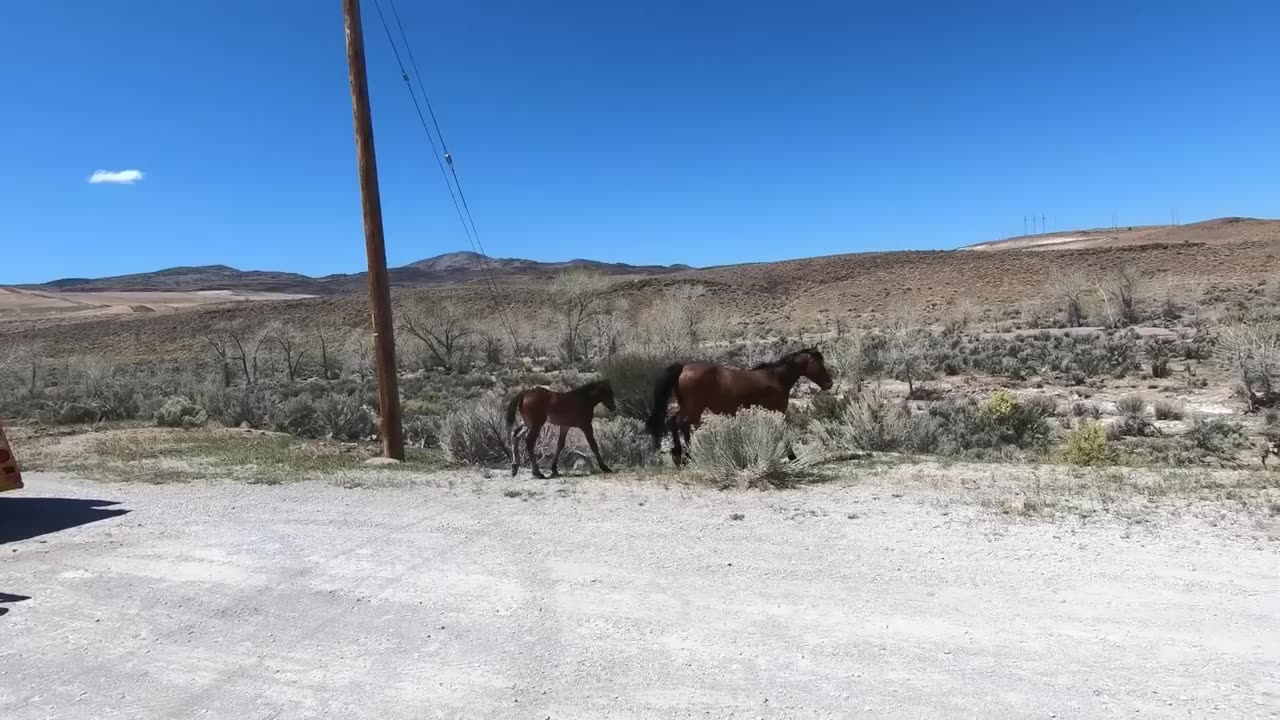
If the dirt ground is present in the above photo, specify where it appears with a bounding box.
[2,471,1278,719]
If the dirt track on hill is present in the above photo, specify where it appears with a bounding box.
[2,472,1277,718]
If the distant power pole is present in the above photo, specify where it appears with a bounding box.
[343,0,405,460]
[1024,216,1028,235]
[1041,214,1046,233]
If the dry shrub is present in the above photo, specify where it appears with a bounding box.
[154,397,208,428]
[593,416,660,468]
[1152,398,1185,420]
[807,385,908,454]
[688,409,798,489]
[440,393,558,467]
[439,393,513,466]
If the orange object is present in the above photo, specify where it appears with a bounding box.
[0,421,22,492]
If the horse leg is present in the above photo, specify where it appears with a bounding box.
[550,425,569,478]
[527,422,545,479]
[510,424,523,477]
[670,418,685,466]
[582,424,611,474]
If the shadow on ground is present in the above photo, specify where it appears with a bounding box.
[0,498,129,544]
[0,592,31,617]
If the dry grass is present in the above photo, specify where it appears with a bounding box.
[14,426,442,484]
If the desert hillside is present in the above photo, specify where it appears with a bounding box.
[3,218,1277,361]
[965,217,1280,252]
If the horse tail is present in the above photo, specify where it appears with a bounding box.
[504,390,524,429]
[646,363,684,443]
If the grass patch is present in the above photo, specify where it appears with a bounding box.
[21,427,443,484]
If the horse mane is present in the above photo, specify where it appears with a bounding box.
[571,379,610,396]
[751,347,819,371]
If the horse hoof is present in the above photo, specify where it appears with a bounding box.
[511,465,519,477]
[599,466,613,474]
[533,472,546,480]
[550,471,560,479]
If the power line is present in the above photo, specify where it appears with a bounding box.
[368,0,521,350]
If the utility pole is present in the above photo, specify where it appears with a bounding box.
[343,0,404,460]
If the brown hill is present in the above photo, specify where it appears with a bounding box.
[965,216,1280,252]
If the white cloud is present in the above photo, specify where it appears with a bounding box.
[88,169,144,185]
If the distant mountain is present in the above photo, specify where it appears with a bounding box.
[24,254,692,295]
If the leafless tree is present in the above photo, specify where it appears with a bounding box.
[1053,271,1089,327]
[222,323,269,385]
[1216,321,1280,411]
[1101,266,1141,327]
[397,299,476,372]
[202,328,235,387]
[0,341,46,398]
[886,318,927,398]
[315,327,339,381]
[342,329,374,381]
[264,322,309,383]
[550,270,611,363]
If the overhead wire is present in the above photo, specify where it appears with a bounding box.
[368,0,522,351]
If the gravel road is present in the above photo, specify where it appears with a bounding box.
[2,472,1277,719]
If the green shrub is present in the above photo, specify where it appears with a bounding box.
[401,398,447,418]
[404,415,440,449]
[314,393,376,441]
[154,396,208,428]
[689,409,797,488]
[270,396,323,438]
[593,416,660,468]
[201,386,271,428]
[1056,422,1113,465]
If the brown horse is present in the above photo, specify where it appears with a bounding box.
[645,348,833,464]
[505,380,616,479]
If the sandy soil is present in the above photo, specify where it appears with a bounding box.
[2,471,1277,719]
[0,287,313,321]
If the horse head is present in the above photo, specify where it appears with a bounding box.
[797,348,833,391]
[595,381,617,413]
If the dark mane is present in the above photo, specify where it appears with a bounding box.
[571,379,610,396]
[751,347,820,371]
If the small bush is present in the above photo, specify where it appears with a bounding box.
[689,409,797,489]
[1056,422,1112,465]
[1115,394,1148,417]
[1152,399,1185,420]
[270,395,323,438]
[201,386,271,428]
[314,393,376,441]
[808,386,908,454]
[1069,401,1102,419]
[593,416,660,468]
[404,415,440,449]
[1183,415,1249,458]
[154,397,208,428]
[439,394,512,466]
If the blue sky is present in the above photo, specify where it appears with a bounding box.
[3,1,1277,284]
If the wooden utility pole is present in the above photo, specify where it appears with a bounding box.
[343,0,404,460]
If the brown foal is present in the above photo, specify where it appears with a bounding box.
[505,380,616,478]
